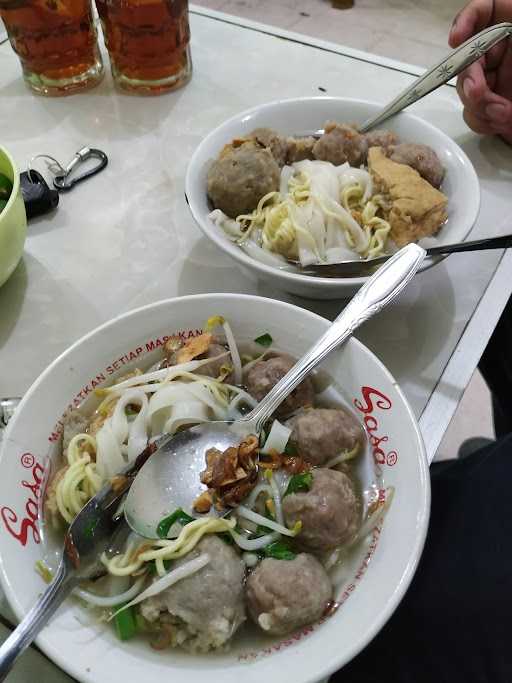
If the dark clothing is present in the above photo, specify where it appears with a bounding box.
[334,436,512,683]
[479,295,512,438]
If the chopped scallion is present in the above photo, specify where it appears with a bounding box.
[284,471,313,497]
[263,540,296,561]
[156,508,195,539]
[254,333,273,347]
[113,603,138,641]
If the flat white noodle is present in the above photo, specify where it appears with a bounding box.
[127,401,150,462]
[294,200,326,260]
[296,228,321,266]
[110,389,149,462]
[280,165,294,195]
[309,201,328,258]
[163,399,209,435]
[321,195,369,253]
[148,383,184,436]
[261,420,292,455]
[148,383,187,417]
[293,159,340,202]
[226,388,257,418]
[95,422,126,479]
[325,246,361,262]
[185,382,228,420]
[209,209,244,239]
[337,165,373,203]
[239,239,296,269]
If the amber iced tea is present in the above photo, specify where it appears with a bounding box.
[0,0,103,95]
[96,0,192,94]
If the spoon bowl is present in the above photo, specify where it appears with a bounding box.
[124,244,425,538]
[300,234,512,278]
[125,423,242,538]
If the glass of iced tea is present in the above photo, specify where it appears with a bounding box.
[0,0,104,95]
[96,0,192,95]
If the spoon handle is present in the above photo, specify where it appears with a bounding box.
[0,561,75,681]
[244,244,425,433]
[359,22,512,133]
[426,233,512,256]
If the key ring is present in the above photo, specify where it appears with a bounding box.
[53,147,108,191]
[27,147,108,192]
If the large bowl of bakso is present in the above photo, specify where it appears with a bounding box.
[0,293,429,683]
[186,97,480,298]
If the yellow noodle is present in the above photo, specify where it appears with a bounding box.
[55,434,104,524]
[101,517,236,578]
[341,183,363,211]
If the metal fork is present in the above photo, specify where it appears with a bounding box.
[0,443,155,681]
[300,234,512,278]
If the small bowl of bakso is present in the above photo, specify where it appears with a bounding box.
[186,97,480,298]
[0,293,429,683]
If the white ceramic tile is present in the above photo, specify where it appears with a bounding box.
[195,0,467,67]
[435,370,494,461]
[204,0,313,30]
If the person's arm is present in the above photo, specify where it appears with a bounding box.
[449,0,512,142]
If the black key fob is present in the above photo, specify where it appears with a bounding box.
[20,170,59,220]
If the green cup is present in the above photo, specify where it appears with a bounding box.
[0,146,27,288]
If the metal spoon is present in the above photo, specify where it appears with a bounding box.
[358,22,512,132]
[0,444,154,681]
[292,23,512,137]
[124,243,426,539]
[299,233,512,278]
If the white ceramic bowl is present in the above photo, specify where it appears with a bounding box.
[0,294,430,683]
[186,97,480,299]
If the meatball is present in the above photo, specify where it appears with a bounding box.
[288,408,365,466]
[246,553,332,635]
[250,128,288,167]
[313,122,368,166]
[197,342,231,379]
[389,143,445,188]
[285,136,316,164]
[364,129,399,154]
[139,535,246,651]
[245,353,315,418]
[283,468,360,552]
[207,141,280,218]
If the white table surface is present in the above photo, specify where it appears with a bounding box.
[1,6,511,681]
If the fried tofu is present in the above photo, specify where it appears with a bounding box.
[368,147,447,246]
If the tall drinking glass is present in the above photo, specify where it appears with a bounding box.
[96,0,192,95]
[0,0,104,96]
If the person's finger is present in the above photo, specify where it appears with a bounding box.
[486,103,512,132]
[455,59,512,126]
[456,60,489,109]
[485,69,497,90]
[494,40,512,101]
[449,0,494,47]
[485,40,507,70]
[462,107,495,134]
[461,81,512,131]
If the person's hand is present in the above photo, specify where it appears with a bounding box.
[449,0,512,142]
